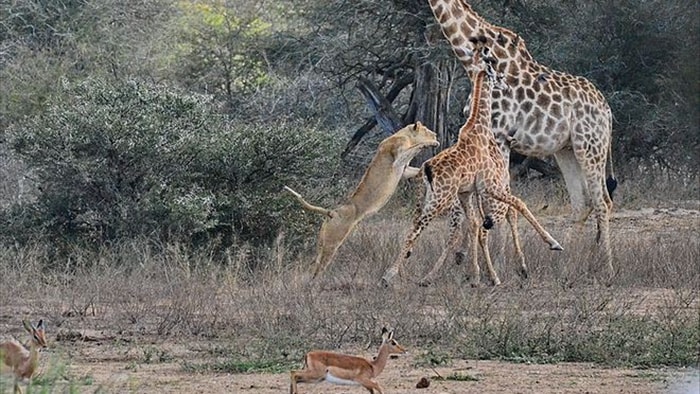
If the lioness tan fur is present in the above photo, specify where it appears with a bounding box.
[284,122,439,279]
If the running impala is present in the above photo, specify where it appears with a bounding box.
[289,327,406,394]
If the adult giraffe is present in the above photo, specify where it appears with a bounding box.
[427,0,617,279]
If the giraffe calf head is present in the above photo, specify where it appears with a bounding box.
[463,35,510,104]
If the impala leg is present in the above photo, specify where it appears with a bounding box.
[289,369,325,394]
[356,377,382,394]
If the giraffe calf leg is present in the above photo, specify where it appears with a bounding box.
[486,186,563,251]
[477,227,501,286]
[505,207,528,279]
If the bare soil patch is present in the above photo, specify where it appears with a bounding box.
[28,342,697,393]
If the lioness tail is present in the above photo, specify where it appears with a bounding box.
[283,186,334,218]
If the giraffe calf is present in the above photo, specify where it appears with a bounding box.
[382,37,562,287]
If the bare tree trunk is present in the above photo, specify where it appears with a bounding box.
[405,60,454,164]
[356,76,403,134]
[510,152,561,178]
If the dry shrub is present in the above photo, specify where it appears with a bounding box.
[613,168,699,209]
[0,244,48,301]
[0,145,32,210]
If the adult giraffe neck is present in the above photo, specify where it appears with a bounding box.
[428,0,484,64]
[428,0,533,71]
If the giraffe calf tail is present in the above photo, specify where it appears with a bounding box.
[474,175,492,229]
[605,176,618,200]
[483,215,494,229]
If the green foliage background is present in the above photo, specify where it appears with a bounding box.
[0,0,698,258]
[3,77,343,251]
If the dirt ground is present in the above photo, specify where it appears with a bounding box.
[60,346,700,394]
[1,205,699,394]
[48,346,700,393]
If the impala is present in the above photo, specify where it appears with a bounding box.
[290,327,406,393]
[1,319,47,394]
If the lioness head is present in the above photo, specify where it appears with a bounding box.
[393,121,439,150]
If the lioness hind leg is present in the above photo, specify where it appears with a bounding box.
[311,213,358,279]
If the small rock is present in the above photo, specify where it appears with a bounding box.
[416,376,430,389]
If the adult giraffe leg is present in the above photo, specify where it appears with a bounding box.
[554,149,591,273]
[574,146,614,281]
[554,149,592,226]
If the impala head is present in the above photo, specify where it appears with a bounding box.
[22,319,47,349]
[381,327,406,354]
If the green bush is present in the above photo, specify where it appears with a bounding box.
[4,78,344,251]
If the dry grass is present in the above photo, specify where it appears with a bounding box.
[1,212,698,350]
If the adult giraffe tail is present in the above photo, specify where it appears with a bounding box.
[605,141,617,200]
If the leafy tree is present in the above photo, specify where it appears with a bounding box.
[171,0,273,109]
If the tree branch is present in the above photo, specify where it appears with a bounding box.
[341,73,414,158]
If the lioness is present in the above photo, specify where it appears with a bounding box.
[284,122,439,279]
